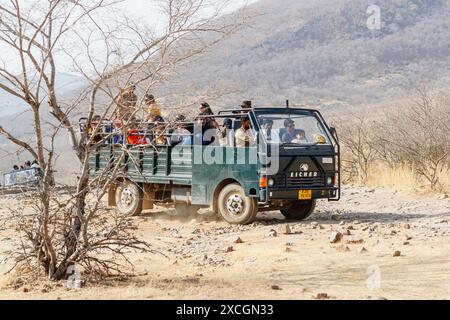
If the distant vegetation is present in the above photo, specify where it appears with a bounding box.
[162,0,450,109]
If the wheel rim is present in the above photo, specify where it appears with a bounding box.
[226,193,245,216]
[120,187,135,209]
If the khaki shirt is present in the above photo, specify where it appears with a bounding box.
[235,128,256,147]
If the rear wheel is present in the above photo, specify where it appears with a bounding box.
[217,184,258,225]
[281,200,317,221]
[115,181,143,216]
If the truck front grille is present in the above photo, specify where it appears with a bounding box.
[272,174,325,188]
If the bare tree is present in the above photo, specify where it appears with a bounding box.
[377,87,450,190]
[0,0,248,280]
[338,117,378,184]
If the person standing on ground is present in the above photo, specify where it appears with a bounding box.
[116,84,138,122]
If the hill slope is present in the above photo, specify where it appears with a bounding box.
[164,0,450,109]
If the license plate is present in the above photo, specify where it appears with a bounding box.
[298,190,312,200]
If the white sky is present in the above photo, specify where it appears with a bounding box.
[0,0,258,74]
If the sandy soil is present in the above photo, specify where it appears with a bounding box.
[0,186,449,300]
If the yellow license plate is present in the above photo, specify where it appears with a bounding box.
[298,190,312,200]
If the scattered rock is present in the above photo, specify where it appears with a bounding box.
[314,293,331,300]
[331,215,341,221]
[330,231,343,244]
[281,225,292,235]
[405,235,413,241]
[393,250,402,257]
[225,246,235,253]
[404,224,411,230]
[342,229,352,236]
[347,225,355,230]
[403,242,410,246]
[438,194,448,200]
[267,229,278,238]
[339,221,346,226]
[285,247,292,253]
[234,237,244,244]
[271,285,282,291]
[346,236,364,244]
[336,244,350,252]
[358,247,368,253]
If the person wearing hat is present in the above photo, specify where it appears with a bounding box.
[116,84,138,122]
[145,94,164,123]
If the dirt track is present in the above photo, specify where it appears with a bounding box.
[0,186,449,300]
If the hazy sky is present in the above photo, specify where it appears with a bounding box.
[0,0,258,74]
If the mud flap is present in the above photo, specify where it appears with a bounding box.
[143,184,154,210]
[108,184,117,207]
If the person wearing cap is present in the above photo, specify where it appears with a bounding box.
[235,117,256,148]
[116,84,138,122]
[145,94,164,123]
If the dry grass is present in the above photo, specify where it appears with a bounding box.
[352,163,450,195]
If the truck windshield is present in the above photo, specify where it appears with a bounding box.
[257,113,331,146]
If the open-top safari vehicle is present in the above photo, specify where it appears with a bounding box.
[82,105,340,225]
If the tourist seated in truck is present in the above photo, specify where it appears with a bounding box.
[112,118,124,144]
[145,94,166,124]
[216,118,234,147]
[154,123,169,146]
[87,115,103,144]
[261,118,280,143]
[235,117,256,147]
[171,115,192,146]
[281,119,296,143]
[196,102,216,145]
[291,130,308,144]
[115,84,138,124]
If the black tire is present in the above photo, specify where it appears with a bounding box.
[174,203,202,215]
[217,184,258,225]
[115,181,143,216]
[281,200,317,221]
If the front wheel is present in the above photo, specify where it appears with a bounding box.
[281,200,317,221]
[217,184,258,225]
[115,181,143,216]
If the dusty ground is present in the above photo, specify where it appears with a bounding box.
[0,186,448,300]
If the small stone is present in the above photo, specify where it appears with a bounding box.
[404,224,411,230]
[234,237,244,244]
[347,236,364,244]
[438,194,448,200]
[225,246,234,253]
[271,285,282,291]
[22,287,30,293]
[405,235,413,241]
[347,226,355,230]
[336,244,350,252]
[393,250,402,257]
[285,247,292,253]
[281,225,292,235]
[358,247,368,253]
[331,215,341,221]
[403,242,410,246]
[267,229,278,237]
[315,293,330,300]
[330,231,343,244]
[342,229,352,236]
[339,221,345,226]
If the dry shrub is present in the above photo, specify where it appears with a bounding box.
[337,87,450,192]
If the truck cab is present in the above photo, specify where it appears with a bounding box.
[86,106,340,225]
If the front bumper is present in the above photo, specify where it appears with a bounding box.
[259,187,339,202]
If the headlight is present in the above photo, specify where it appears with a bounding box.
[327,177,333,186]
[268,178,275,187]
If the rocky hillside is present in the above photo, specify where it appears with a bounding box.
[162,0,450,109]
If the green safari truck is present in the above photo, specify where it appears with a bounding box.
[88,106,341,225]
